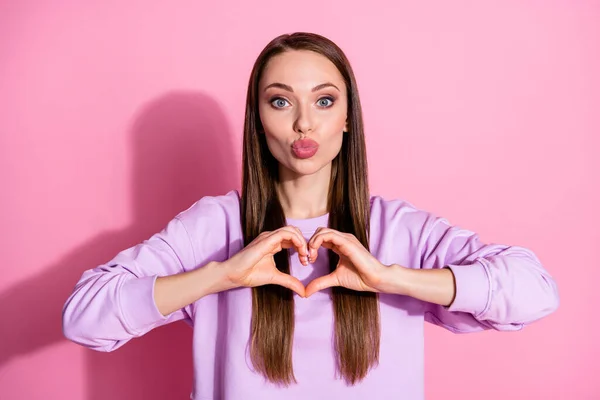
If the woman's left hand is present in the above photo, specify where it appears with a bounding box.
[304,227,392,297]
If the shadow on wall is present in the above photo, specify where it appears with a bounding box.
[0,91,239,399]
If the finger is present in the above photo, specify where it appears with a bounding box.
[280,226,309,264]
[314,231,349,252]
[305,273,339,297]
[266,227,303,250]
[247,231,269,249]
[271,271,306,298]
[287,225,310,265]
[307,227,331,262]
[265,228,308,265]
[278,226,307,253]
[310,230,350,261]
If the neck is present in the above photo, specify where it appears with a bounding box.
[276,163,331,220]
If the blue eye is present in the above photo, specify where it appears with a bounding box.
[271,98,289,108]
[317,97,334,108]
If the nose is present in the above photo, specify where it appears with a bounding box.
[293,102,314,135]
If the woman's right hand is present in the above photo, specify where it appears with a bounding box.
[221,226,309,297]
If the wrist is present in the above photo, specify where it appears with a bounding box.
[379,264,412,296]
[383,265,456,306]
[194,261,239,296]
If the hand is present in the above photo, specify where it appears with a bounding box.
[304,227,390,297]
[222,226,309,297]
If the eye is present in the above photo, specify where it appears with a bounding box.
[317,97,334,108]
[270,97,290,109]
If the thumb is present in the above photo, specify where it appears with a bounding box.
[271,272,306,298]
[305,273,339,297]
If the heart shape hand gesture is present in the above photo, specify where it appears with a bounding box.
[222,225,391,297]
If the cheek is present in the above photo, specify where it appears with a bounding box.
[263,134,284,155]
[259,107,288,138]
[260,120,289,160]
[323,114,346,157]
[328,130,345,155]
[318,122,345,160]
[321,112,347,140]
[258,104,271,131]
[323,103,348,130]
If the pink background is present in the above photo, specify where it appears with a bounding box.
[1,1,598,399]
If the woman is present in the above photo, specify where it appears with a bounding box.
[62,32,559,399]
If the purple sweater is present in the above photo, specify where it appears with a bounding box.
[62,190,559,399]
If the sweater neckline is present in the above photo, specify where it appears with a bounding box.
[285,213,329,233]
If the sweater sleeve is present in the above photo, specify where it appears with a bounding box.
[62,196,228,352]
[418,212,559,333]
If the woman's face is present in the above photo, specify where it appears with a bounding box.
[258,50,348,178]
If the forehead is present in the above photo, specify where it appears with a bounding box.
[260,50,346,91]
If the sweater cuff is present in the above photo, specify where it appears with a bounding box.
[119,275,168,334]
[445,260,491,317]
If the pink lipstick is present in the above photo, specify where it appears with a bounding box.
[291,138,319,159]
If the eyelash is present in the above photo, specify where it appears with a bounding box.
[269,96,335,109]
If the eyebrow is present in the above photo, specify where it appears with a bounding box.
[263,82,340,93]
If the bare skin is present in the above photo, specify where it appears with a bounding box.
[154,49,456,316]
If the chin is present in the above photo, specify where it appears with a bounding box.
[286,157,332,176]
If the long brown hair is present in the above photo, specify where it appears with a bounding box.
[240,32,379,385]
